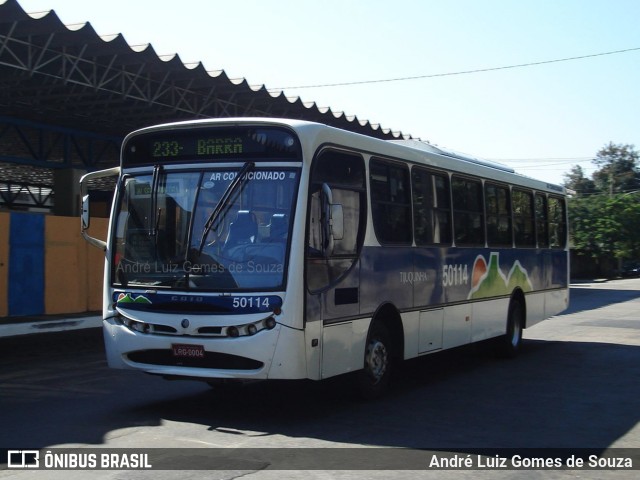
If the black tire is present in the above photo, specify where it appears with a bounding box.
[357,322,393,399]
[496,299,524,358]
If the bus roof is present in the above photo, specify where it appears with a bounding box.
[125,117,566,195]
[389,140,515,173]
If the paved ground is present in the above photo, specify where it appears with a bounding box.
[0,278,638,479]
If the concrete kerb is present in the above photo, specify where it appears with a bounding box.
[0,314,102,338]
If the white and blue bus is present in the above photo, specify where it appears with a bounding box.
[81,118,569,397]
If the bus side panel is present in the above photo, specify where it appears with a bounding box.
[413,248,445,309]
[268,325,308,379]
[545,289,569,319]
[544,248,570,320]
[321,322,352,379]
[471,298,509,343]
[443,303,472,349]
[306,257,363,379]
[417,309,443,354]
[359,247,414,314]
[320,318,370,378]
[304,293,323,380]
[444,249,539,303]
[548,249,570,290]
[525,291,546,327]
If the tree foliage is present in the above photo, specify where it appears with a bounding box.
[592,143,640,194]
[564,143,640,266]
[563,165,596,195]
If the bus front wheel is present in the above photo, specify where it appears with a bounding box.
[357,322,393,399]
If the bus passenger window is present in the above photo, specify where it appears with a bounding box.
[513,189,535,247]
[412,167,451,245]
[548,196,567,248]
[535,194,549,248]
[485,183,512,247]
[452,176,484,246]
[370,159,412,245]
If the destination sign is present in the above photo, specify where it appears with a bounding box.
[151,138,244,158]
[123,126,301,167]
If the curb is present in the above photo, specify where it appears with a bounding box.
[0,315,102,338]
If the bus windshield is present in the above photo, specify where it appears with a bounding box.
[112,166,299,291]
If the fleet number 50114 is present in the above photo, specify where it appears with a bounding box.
[232,297,271,309]
[442,264,469,287]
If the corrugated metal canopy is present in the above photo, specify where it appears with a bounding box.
[0,0,412,140]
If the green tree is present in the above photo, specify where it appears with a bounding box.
[563,165,596,195]
[566,143,640,275]
[592,143,640,195]
[569,193,640,274]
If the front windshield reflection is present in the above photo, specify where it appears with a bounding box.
[113,167,299,290]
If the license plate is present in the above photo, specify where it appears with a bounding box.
[172,344,205,358]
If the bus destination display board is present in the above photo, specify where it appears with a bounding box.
[123,126,301,167]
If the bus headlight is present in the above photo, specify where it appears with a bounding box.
[128,320,150,334]
[224,317,277,338]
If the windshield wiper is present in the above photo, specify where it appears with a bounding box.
[197,162,255,255]
[148,165,163,237]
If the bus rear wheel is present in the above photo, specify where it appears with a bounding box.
[496,299,524,358]
[357,322,393,399]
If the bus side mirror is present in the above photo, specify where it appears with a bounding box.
[321,183,344,256]
[81,194,91,230]
[79,166,120,251]
[330,204,344,241]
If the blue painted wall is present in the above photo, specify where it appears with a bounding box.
[8,213,45,316]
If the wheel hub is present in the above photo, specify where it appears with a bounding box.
[365,340,388,382]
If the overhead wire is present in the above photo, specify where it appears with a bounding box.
[269,46,637,179]
[270,47,640,91]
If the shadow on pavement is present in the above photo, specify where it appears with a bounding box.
[1,328,638,455]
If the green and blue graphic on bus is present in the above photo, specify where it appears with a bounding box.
[469,252,533,300]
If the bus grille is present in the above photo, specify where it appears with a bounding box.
[127,350,264,370]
